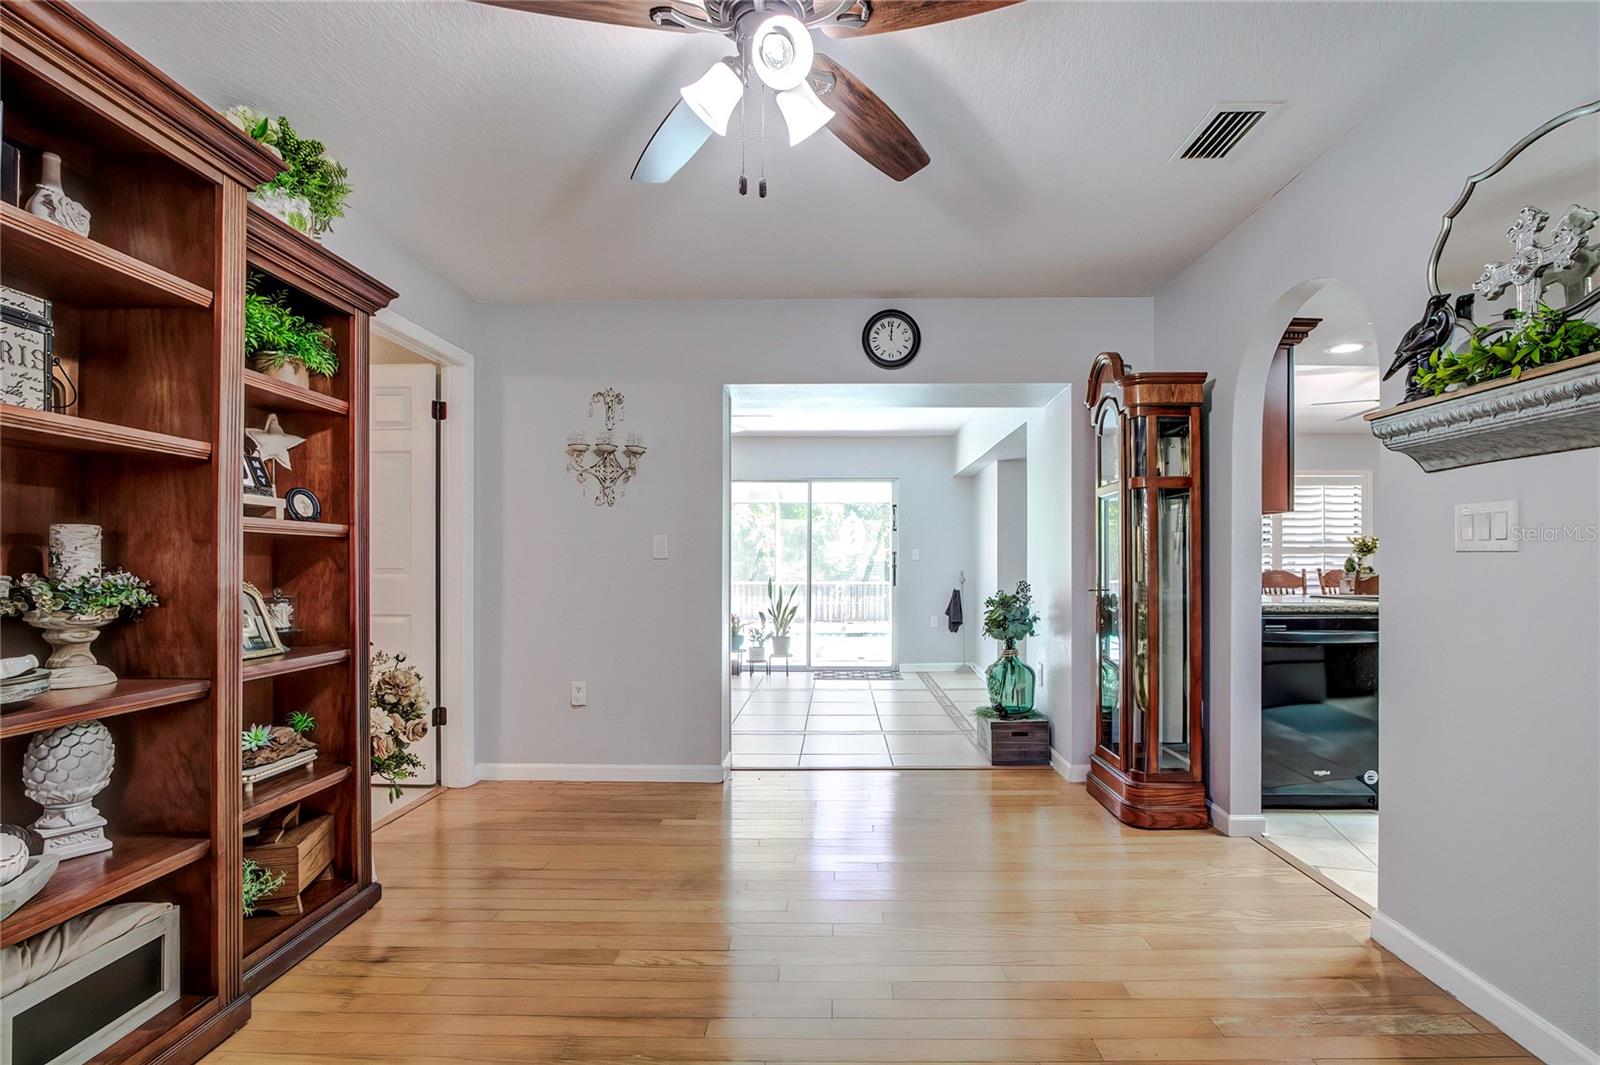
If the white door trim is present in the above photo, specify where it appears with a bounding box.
[372,310,477,790]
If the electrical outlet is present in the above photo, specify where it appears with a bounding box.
[652,534,669,560]
[1037,662,1045,688]
[930,614,939,629]
[911,548,920,561]
[570,681,588,707]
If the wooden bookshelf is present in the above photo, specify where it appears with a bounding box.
[0,4,394,1060]
[0,678,210,738]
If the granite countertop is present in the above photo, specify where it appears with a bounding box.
[1262,595,1379,616]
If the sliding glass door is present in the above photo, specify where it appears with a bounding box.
[732,480,895,668]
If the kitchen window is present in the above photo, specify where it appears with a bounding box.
[1261,472,1371,575]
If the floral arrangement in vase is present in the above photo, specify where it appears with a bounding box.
[1344,535,1379,579]
[225,106,352,238]
[730,614,744,652]
[982,580,1040,717]
[2,570,158,689]
[370,647,430,800]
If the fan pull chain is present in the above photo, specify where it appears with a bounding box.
[758,85,768,198]
[738,63,749,196]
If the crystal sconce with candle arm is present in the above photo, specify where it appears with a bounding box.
[566,388,646,507]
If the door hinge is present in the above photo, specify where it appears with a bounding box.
[432,705,448,727]
[431,399,448,420]
[891,551,898,588]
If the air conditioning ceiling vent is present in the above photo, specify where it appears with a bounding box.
[1176,103,1283,160]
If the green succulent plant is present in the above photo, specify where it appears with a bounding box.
[241,724,273,753]
[1,569,157,621]
[288,710,317,735]
[761,579,800,638]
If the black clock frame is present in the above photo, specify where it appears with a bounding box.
[862,309,920,370]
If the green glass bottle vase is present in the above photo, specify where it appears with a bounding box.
[985,641,1037,717]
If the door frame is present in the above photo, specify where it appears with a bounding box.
[372,310,477,790]
[730,477,901,671]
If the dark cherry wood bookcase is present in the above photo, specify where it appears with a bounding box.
[0,3,394,1058]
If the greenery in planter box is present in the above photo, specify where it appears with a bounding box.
[1414,304,1600,397]
[228,106,351,235]
[242,858,286,917]
[245,281,339,378]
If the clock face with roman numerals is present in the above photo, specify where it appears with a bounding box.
[862,310,920,369]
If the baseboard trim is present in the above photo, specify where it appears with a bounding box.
[903,661,965,672]
[1370,911,1597,1064]
[1208,802,1267,837]
[1050,748,1089,783]
[477,763,727,783]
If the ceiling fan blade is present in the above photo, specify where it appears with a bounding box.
[821,0,1022,38]
[1338,407,1379,421]
[1309,398,1381,407]
[810,54,928,181]
[631,98,713,183]
[473,0,702,31]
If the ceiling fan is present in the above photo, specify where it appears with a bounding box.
[1310,398,1381,421]
[475,0,1022,190]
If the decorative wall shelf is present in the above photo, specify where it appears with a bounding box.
[0,678,210,739]
[0,406,213,460]
[0,202,213,308]
[1367,351,1600,472]
[243,368,350,416]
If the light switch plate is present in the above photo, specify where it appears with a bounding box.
[652,534,668,560]
[570,681,588,707]
[1455,499,1518,552]
[911,548,920,561]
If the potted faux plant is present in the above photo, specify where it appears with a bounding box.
[761,579,799,658]
[225,106,352,238]
[982,580,1040,717]
[2,570,157,689]
[1343,534,1379,593]
[746,625,769,664]
[730,614,744,653]
[245,284,338,388]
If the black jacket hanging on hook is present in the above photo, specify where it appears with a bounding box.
[944,589,963,633]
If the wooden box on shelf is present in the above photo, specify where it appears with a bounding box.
[243,807,333,918]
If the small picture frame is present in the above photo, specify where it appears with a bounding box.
[283,487,321,522]
[242,448,274,498]
[242,581,287,660]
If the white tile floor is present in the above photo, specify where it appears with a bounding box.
[1261,808,1378,912]
[731,668,991,769]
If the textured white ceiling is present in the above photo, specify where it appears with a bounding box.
[84,1,1487,302]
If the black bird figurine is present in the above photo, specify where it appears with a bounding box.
[1386,293,1455,382]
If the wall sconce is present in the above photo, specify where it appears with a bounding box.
[566,388,646,507]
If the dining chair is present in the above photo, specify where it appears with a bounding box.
[1262,569,1307,595]
[1319,569,1345,594]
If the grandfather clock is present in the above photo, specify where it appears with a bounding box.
[1086,353,1210,829]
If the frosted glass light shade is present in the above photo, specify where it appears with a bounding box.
[681,60,743,137]
[775,81,834,146]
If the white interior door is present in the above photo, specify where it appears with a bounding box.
[370,363,439,812]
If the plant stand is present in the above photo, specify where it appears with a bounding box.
[974,712,1050,766]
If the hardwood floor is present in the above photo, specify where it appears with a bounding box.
[208,771,1534,1063]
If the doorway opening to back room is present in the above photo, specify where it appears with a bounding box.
[725,383,1067,770]
[1257,282,1382,912]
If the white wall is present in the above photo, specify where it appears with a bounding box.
[730,434,973,667]
[1153,3,1599,1057]
[473,298,1149,779]
[972,462,1000,669]
[1296,431,1383,531]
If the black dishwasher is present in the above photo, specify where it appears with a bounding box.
[1261,606,1379,809]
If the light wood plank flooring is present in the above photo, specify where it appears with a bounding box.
[209,771,1534,1063]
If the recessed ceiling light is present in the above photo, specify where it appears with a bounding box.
[1326,342,1365,355]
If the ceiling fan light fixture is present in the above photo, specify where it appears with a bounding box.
[749,13,813,91]
[680,58,744,136]
[1326,342,1366,355]
[775,80,834,145]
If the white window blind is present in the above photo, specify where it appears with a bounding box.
[1261,473,1369,576]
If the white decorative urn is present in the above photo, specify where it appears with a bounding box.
[0,834,27,885]
[22,720,115,858]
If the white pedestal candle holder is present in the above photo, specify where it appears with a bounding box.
[22,720,115,858]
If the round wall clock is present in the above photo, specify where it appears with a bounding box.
[283,487,322,522]
[862,309,920,369]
